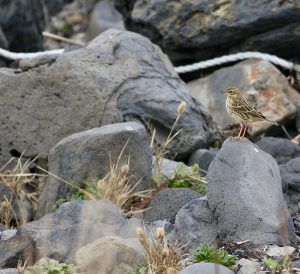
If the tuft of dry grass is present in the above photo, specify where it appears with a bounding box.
[78,143,152,215]
[151,101,186,181]
[0,154,44,228]
[136,226,185,274]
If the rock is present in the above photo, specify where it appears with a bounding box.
[37,122,152,216]
[188,59,298,136]
[152,157,192,179]
[20,200,141,263]
[265,245,295,257]
[87,0,125,40]
[237,258,261,274]
[178,262,234,274]
[0,269,19,274]
[0,0,44,52]
[171,197,217,250]
[0,229,35,268]
[115,0,300,64]
[0,29,216,167]
[280,158,300,192]
[188,148,218,172]
[143,188,201,223]
[75,236,143,274]
[0,27,8,49]
[208,138,297,245]
[256,137,300,165]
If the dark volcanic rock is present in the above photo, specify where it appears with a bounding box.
[170,197,217,250]
[143,188,201,223]
[280,158,300,192]
[0,0,44,52]
[208,138,297,245]
[37,122,152,216]
[256,137,300,165]
[0,29,216,167]
[115,0,300,63]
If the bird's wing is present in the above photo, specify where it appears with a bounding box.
[231,97,266,120]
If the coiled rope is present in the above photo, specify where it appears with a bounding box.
[1,47,300,74]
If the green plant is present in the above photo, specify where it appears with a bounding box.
[54,190,86,209]
[190,243,236,269]
[263,256,293,274]
[168,163,208,195]
[263,257,280,273]
[25,258,77,274]
[131,260,148,274]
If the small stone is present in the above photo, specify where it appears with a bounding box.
[188,148,218,172]
[178,262,234,274]
[237,258,261,274]
[280,158,300,192]
[265,245,295,257]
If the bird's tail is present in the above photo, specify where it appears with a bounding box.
[266,119,279,126]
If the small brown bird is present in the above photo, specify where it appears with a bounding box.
[225,87,278,137]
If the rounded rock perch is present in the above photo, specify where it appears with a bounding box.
[207,138,297,246]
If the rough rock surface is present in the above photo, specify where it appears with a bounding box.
[188,148,218,172]
[208,138,296,245]
[75,236,143,274]
[0,229,35,268]
[237,259,261,274]
[0,0,44,52]
[0,29,216,166]
[280,158,300,192]
[143,188,201,223]
[115,0,300,63]
[87,0,125,40]
[20,200,141,263]
[179,262,234,274]
[170,197,217,250]
[256,137,300,165]
[188,59,298,136]
[37,122,152,216]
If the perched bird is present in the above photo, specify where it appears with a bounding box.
[224,87,278,137]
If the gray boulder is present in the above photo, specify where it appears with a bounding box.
[0,229,35,268]
[280,158,300,192]
[208,138,297,245]
[188,148,218,172]
[143,188,201,223]
[0,269,19,274]
[37,122,152,216]
[171,197,217,250]
[0,29,215,166]
[115,0,300,63]
[256,137,300,164]
[20,200,141,263]
[179,262,234,274]
[188,59,298,136]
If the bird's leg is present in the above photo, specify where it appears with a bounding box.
[237,124,244,138]
[242,125,248,137]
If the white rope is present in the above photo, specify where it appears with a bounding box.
[174,51,300,74]
[0,47,300,74]
[0,48,64,60]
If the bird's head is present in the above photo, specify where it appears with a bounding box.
[224,87,241,98]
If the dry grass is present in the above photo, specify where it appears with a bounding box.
[151,101,186,181]
[0,154,44,228]
[136,226,185,274]
[78,143,152,215]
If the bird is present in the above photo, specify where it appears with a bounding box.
[224,87,278,138]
